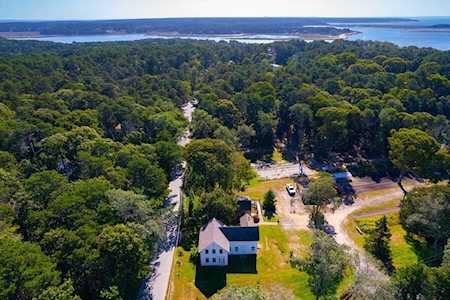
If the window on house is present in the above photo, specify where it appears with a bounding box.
[235,246,239,252]
[205,249,208,254]
[213,258,216,263]
[205,258,209,263]
[251,246,255,251]
[212,249,216,254]
[219,249,223,254]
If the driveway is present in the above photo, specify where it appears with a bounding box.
[268,183,310,230]
[324,186,416,281]
[252,159,423,281]
[273,173,419,280]
[139,102,194,300]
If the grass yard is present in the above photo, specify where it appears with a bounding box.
[168,225,353,299]
[352,198,400,215]
[240,177,292,222]
[343,201,420,269]
[240,177,293,201]
[227,226,316,299]
[167,225,316,299]
[357,188,401,200]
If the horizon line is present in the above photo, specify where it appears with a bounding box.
[1,15,450,22]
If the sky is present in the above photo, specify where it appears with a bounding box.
[0,0,450,20]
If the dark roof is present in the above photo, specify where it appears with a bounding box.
[220,226,259,242]
[238,199,252,212]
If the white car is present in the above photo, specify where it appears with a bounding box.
[286,184,296,196]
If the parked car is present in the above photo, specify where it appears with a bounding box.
[343,195,355,205]
[322,224,336,236]
[285,184,296,196]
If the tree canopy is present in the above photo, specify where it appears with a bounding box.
[1,35,450,299]
[183,139,254,194]
[400,185,450,261]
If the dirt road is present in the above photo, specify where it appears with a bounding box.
[272,175,419,281]
[252,160,423,281]
[325,188,410,281]
[275,188,310,230]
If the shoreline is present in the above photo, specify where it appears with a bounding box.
[2,31,360,42]
[338,24,450,32]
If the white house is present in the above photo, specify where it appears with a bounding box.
[198,218,259,267]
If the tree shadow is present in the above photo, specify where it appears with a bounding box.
[245,148,275,162]
[227,255,257,274]
[405,233,441,267]
[280,146,298,162]
[346,159,397,182]
[264,210,275,219]
[194,255,257,298]
[195,266,227,298]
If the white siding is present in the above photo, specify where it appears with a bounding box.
[200,243,229,266]
[229,241,258,255]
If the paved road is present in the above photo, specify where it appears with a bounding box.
[139,102,194,300]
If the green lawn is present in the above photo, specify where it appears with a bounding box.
[227,226,316,300]
[168,225,353,299]
[240,177,292,201]
[168,225,315,299]
[352,198,400,215]
[343,205,420,269]
[239,177,291,222]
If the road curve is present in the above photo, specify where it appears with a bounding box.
[325,189,406,282]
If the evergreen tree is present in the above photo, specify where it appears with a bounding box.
[263,190,276,217]
[364,216,394,273]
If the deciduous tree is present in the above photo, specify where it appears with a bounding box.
[302,232,349,300]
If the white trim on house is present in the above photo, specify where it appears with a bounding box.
[229,241,258,255]
[199,242,229,266]
[198,218,260,267]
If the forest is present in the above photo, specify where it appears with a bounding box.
[0,37,449,299]
[0,17,393,36]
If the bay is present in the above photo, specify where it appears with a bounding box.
[10,17,450,50]
[345,17,450,50]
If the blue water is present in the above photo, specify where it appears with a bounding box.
[348,27,450,50]
[13,33,280,44]
[14,34,152,43]
[346,17,450,50]
[10,17,450,50]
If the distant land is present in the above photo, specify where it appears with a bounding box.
[0,17,417,38]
